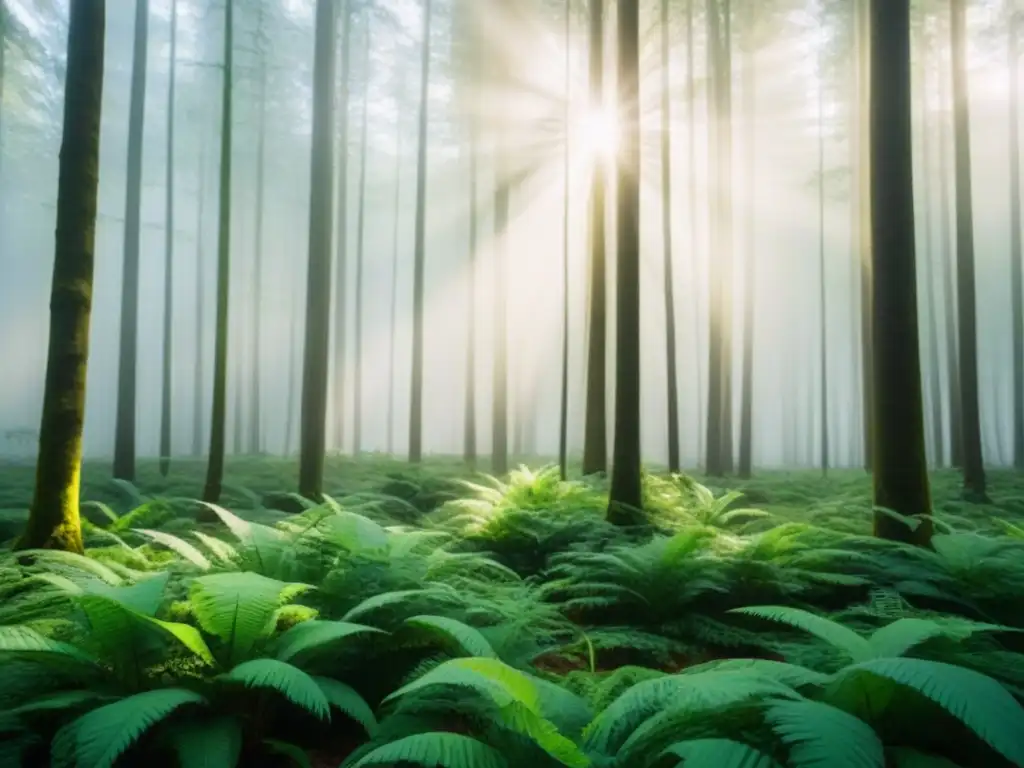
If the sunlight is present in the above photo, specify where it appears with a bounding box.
[576,106,620,162]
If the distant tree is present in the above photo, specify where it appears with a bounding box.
[353,14,371,455]
[249,4,269,456]
[202,0,235,503]
[816,16,829,477]
[18,0,105,553]
[159,0,178,477]
[607,0,641,524]
[869,0,932,546]
[298,0,338,499]
[408,0,432,463]
[113,0,150,483]
[558,0,570,480]
[192,134,208,458]
[387,75,403,457]
[1009,4,1024,469]
[660,0,680,474]
[949,0,987,500]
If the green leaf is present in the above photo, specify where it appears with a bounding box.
[729,606,872,662]
[346,733,506,768]
[170,717,243,768]
[404,615,497,658]
[661,738,782,768]
[51,688,207,768]
[220,659,331,721]
[385,657,540,711]
[0,625,101,669]
[764,699,884,768]
[274,620,383,663]
[134,529,213,570]
[313,677,377,734]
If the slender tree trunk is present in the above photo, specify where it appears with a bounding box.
[705,0,724,475]
[192,137,206,458]
[201,0,234,503]
[353,18,371,455]
[660,0,680,473]
[950,0,988,501]
[687,0,703,464]
[17,0,105,554]
[818,39,829,477]
[159,0,177,477]
[557,0,571,480]
[608,0,642,523]
[582,0,608,476]
[737,16,755,479]
[492,166,510,475]
[937,34,962,468]
[466,111,479,469]
[249,52,267,456]
[870,0,933,546]
[719,0,735,474]
[1009,8,1024,469]
[332,0,353,452]
[114,0,149,482]
[284,284,298,457]
[298,0,337,499]
[856,0,874,472]
[388,86,402,457]
[408,0,432,463]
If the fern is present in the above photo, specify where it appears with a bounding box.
[346,732,507,768]
[404,615,498,658]
[764,698,885,768]
[660,738,783,768]
[219,658,331,720]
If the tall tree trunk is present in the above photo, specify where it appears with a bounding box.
[408,0,432,463]
[201,0,234,503]
[937,33,962,468]
[558,0,570,480]
[737,13,755,479]
[855,0,874,472]
[249,49,267,456]
[17,0,105,554]
[704,0,724,475]
[298,0,338,499]
[581,0,607,476]
[353,17,371,455]
[492,166,510,475]
[687,0,703,463]
[870,0,932,546]
[817,38,829,476]
[950,0,988,501]
[1010,7,1024,469]
[192,137,206,457]
[332,0,353,452]
[660,0,680,473]
[719,0,735,474]
[466,108,479,469]
[159,0,177,477]
[114,0,150,482]
[388,86,402,457]
[607,0,642,523]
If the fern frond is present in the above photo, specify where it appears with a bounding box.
[660,738,782,768]
[274,620,384,663]
[729,606,871,662]
[346,733,506,768]
[764,698,884,768]
[220,658,330,720]
[314,677,377,734]
[134,529,213,571]
[404,615,497,658]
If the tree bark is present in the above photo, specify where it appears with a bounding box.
[737,10,756,479]
[332,0,353,452]
[18,0,106,553]
[558,0,571,480]
[660,0,680,473]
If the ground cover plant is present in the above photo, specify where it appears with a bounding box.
[0,457,1023,766]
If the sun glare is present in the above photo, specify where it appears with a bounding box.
[577,106,620,161]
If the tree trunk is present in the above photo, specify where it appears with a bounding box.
[737,13,755,479]
[660,0,680,473]
[704,0,724,476]
[855,0,874,472]
[1010,8,1024,469]
[192,137,206,458]
[408,0,432,463]
[113,0,150,482]
[719,0,735,474]
[582,0,607,476]
[159,0,177,477]
[558,0,571,480]
[492,171,510,475]
[949,0,988,501]
[607,0,642,524]
[332,0,353,452]
[249,45,267,456]
[298,0,338,499]
[353,17,371,456]
[201,0,234,503]
[869,0,933,546]
[466,106,479,469]
[19,0,105,553]
[388,83,402,457]
[687,0,703,463]
[817,38,829,476]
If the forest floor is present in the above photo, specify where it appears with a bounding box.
[2,457,1024,766]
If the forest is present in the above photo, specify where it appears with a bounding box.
[1,0,1024,765]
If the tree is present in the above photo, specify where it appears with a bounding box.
[113,0,150,482]
[949,0,987,500]
[192,134,208,458]
[582,0,608,476]
[249,4,269,456]
[869,0,932,546]
[18,0,105,553]
[202,0,235,503]
[660,0,680,473]
[353,13,371,455]
[558,0,571,480]
[387,75,403,457]
[1009,4,1024,469]
[607,0,642,524]
[816,15,829,476]
[854,0,874,472]
[408,0,432,463]
[298,0,338,498]
[159,0,178,477]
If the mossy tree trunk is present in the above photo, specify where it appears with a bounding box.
[949,0,987,501]
[408,0,432,463]
[18,0,106,554]
[581,0,607,477]
[607,0,642,525]
[114,0,150,483]
[159,0,177,478]
[869,0,932,547]
[201,0,234,503]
